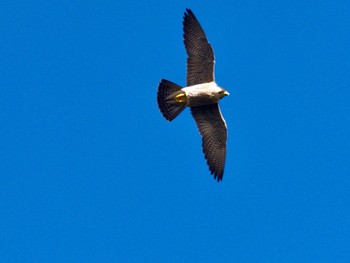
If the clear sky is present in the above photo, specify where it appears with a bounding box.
[2,1,350,262]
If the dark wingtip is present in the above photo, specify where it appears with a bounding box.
[184,8,194,18]
[183,8,195,42]
[212,170,223,182]
[217,175,223,182]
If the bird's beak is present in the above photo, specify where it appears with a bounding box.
[224,90,230,96]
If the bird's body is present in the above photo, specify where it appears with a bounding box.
[182,82,229,107]
[157,9,229,181]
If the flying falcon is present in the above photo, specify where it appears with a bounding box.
[157,9,229,181]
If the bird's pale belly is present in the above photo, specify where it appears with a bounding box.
[182,82,221,107]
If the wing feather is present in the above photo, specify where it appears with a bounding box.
[191,104,227,181]
[183,9,215,86]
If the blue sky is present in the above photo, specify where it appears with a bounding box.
[1,1,350,262]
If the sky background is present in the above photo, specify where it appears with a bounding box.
[1,0,350,262]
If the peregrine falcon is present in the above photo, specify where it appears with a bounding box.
[157,9,229,181]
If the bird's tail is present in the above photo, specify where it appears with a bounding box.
[157,79,187,121]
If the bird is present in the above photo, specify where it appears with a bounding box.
[157,9,229,182]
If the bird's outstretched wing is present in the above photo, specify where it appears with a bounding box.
[183,9,215,86]
[191,103,227,181]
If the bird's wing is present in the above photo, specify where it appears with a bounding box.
[183,9,215,86]
[191,103,227,181]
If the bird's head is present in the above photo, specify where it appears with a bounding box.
[218,88,229,99]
